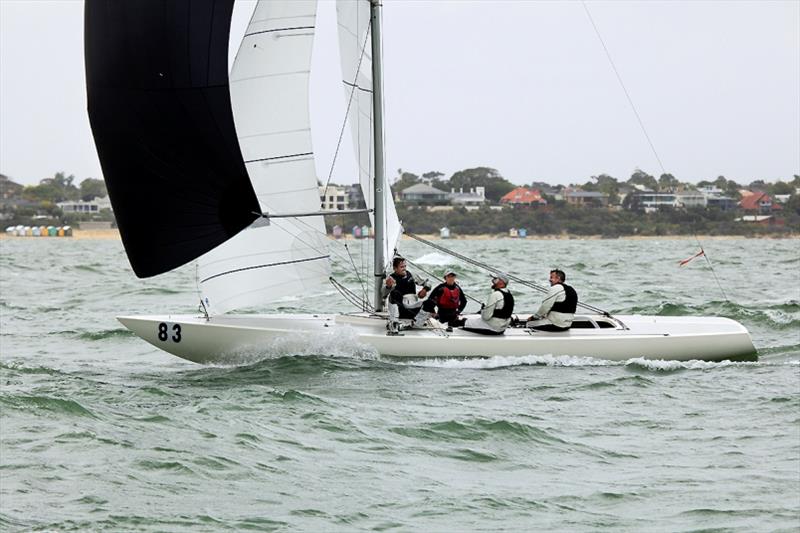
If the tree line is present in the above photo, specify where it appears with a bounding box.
[391,166,800,205]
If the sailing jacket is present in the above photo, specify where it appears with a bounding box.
[536,283,576,328]
[427,282,467,313]
[477,288,514,332]
[381,271,417,305]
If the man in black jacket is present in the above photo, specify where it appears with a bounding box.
[381,256,429,333]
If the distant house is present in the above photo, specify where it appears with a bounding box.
[399,183,449,205]
[536,185,563,201]
[346,184,365,208]
[700,187,737,210]
[616,184,636,205]
[774,194,791,204]
[735,215,777,226]
[500,187,546,206]
[319,185,349,211]
[564,189,609,207]
[449,186,486,206]
[706,196,738,210]
[0,174,23,199]
[675,191,706,208]
[57,196,113,213]
[739,191,780,215]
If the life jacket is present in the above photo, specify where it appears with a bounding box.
[389,271,418,305]
[437,284,462,310]
[550,283,577,314]
[491,289,515,319]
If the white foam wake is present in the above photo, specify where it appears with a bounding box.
[207,326,380,365]
[398,354,614,369]
[412,253,454,266]
[394,355,767,370]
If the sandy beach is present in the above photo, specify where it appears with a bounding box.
[0,229,122,240]
[1,229,796,241]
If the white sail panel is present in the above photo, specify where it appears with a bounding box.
[198,0,330,315]
[336,0,402,268]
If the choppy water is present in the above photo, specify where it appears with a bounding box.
[1,237,798,531]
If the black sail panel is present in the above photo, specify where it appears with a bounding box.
[84,0,260,278]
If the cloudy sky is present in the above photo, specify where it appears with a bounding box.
[1,0,798,187]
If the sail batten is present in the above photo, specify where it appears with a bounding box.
[197,0,330,315]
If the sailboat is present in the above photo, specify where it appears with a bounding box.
[84,0,756,364]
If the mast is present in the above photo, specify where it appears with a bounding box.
[370,0,387,312]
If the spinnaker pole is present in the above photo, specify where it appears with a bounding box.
[370,0,387,312]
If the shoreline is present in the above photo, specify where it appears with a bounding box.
[1,229,798,241]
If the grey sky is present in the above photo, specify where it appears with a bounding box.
[1,0,798,187]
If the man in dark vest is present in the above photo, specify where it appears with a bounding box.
[418,269,468,327]
[527,269,577,331]
[381,256,430,334]
[460,274,514,335]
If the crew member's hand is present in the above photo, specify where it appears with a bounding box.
[385,277,395,288]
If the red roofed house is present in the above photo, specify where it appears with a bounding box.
[500,187,547,206]
[739,191,781,215]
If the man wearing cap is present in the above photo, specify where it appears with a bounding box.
[418,269,468,327]
[461,274,515,335]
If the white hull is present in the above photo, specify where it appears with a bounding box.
[117,313,757,365]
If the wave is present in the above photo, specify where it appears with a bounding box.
[0,394,96,417]
[112,286,188,297]
[135,459,195,474]
[76,328,135,341]
[0,300,27,311]
[412,252,454,266]
[756,344,800,358]
[390,418,564,444]
[72,264,104,274]
[0,361,68,376]
[624,300,799,330]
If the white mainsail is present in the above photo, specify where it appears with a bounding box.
[336,0,402,267]
[198,0,330,315]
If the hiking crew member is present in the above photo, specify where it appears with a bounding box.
[461,274,514,335]
[382,257,429,333]
[419,269,468,327]
[528,269,577,331]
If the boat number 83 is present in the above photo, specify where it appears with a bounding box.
[157,322,182,343]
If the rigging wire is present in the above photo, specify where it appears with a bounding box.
[581,1,665,175]
[403,258,483,306]
[330,276,373,311]
[699,244,729,302]
[266,215,382,310]
[581,1,729,302]
[321,17,372,201]
[344,242,369,308]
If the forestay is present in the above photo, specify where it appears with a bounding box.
[198,0,330,315]
[336,0,402,266]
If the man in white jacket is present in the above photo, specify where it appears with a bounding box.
[527,269,577,332]
[461,274,515,335]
